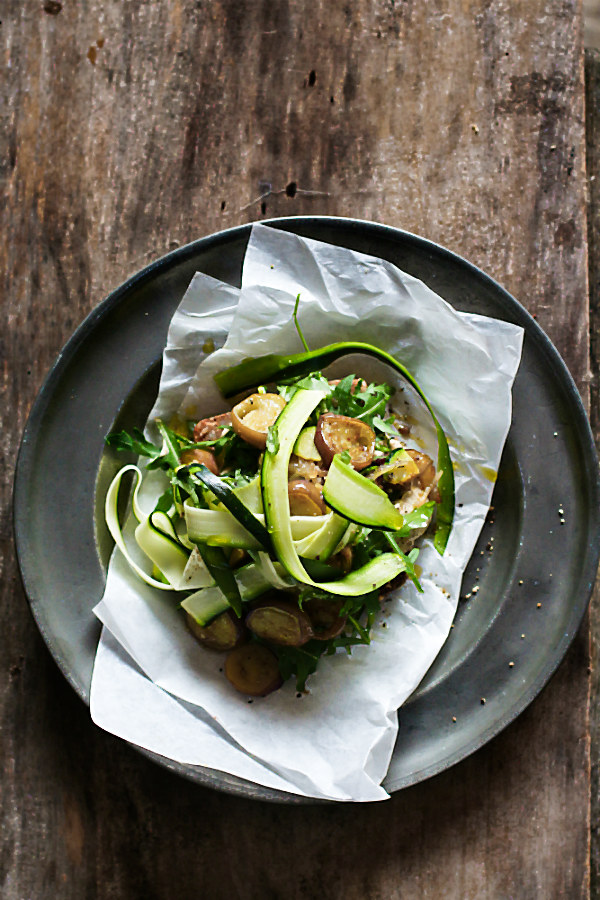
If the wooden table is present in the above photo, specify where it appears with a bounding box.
[2,2,597,897]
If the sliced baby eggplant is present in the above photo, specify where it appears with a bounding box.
[231,393,286,448]
[303,597,347,641]
[246,599,314,647]
[406,449,436,489]
[288,454,327,484]
[180,447,220,474]
[328,546,353,573]
[315,414,375,470]
[193,412,232,442]
[225,644,283,696]
[186,610,247,652]
[287,478,326,516]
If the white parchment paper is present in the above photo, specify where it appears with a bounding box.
[91,224,524,801]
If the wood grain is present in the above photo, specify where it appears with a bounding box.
[1,1,592,897]
[586,47,600,900]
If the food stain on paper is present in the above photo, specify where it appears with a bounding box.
[480,466,497,483]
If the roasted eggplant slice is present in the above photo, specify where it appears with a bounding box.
[303,597,347,641]
[193,412,232,442]
[246,599,314,646]
[406,449,436,489]
[186,610,247,652]
[231,393,286,448]
[287,478,326,516]
[315,414,375,470]
[180,448,220,474]
[225,644,283,696]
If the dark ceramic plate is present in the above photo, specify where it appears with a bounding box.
[14,217,600,802]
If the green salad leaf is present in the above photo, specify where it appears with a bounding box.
[105,428,161,460]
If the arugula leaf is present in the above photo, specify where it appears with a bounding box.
[371,415,401,437]
[153,489,174,514]
[219,470,254,490]
[195,543,242,617]
[384,532,423,592]
[155,420,260,478]
[331,373,357,410]
[221,436,262,475]
[347,615,370,644]
[327,633,366,653]
[339,587,380,619]
[274,641,326,692]
[352,528,387,563]
[277,372,332,403]
[330,377,394,431]
[105,428,161,460]
[154,419,183,470]
[355,396,389,423]
[170,470,201,508]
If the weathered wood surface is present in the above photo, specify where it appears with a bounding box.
[1,2,593,897]
[586,48,600,900]
[586,0,600,48]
